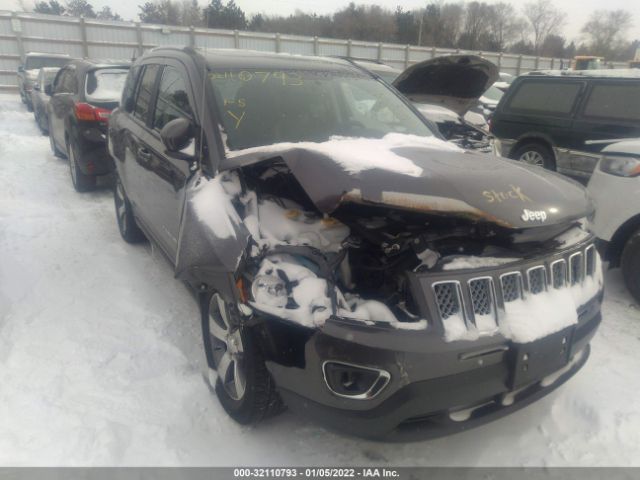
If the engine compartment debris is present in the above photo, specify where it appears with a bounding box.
[190,151,601,343]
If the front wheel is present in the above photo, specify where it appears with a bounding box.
[621,229,640,305]
[67,139,96,192]
[203,292,284,424]
[512,143,556,170]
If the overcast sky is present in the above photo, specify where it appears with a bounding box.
[5,0,640,43]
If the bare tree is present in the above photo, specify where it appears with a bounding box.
[458,1,492,50]
[581,9,633,59]
[523,0,566,55]
[439,3,464,48]
[488,2,521,51]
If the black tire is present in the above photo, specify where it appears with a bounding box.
[621,229,640,305]
[67,138,96,192]
[35,111,48,135]
[114,175,146,243]
[26,100,33,112]
[202,292,284,424]
[48,118,65,158]
[512,142,556,170]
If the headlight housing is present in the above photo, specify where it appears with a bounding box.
[251,274,287,308]
[599,155,640,177]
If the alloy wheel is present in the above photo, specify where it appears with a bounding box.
[519,150,544,167]
[209,293,246,401]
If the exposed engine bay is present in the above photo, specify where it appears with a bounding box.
[207,158,594,333]
[436,118,492,153]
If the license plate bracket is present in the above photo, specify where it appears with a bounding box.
[509,326,574,389]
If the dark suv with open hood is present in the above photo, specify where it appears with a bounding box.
[108,47,603,439]
[355,55,498,153]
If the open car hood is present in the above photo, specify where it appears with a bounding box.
[228,137,593,230]
[393,55,499,116]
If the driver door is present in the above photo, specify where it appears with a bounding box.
[142,63,197,262]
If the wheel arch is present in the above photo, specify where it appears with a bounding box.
[606,214,640,267]
[510,135,557,164]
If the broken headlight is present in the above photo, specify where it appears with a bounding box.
[251,275,287,307]
[599,155,640,177]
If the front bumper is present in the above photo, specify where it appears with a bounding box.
[265,290,602,440]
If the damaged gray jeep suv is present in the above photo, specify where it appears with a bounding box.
[108,47,603,439]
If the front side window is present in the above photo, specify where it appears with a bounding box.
[507,81,582,115]
[209,68,433,151]
[153,66,193,131]
[583,83,640,121]
[133,64,160,122]
[85,68,129,103]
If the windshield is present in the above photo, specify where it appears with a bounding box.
[25,56,69,70]
[209,68,433,151]
[483,84,504,102]
[85,68,129,103]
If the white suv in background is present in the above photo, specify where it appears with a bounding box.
[588,139,640,303]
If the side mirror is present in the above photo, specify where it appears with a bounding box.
[160,117,194,155]
[44,84,52,96]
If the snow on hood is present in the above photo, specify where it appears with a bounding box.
[393,55,499,116]
[225,134,593,230]
[226,133,460,177]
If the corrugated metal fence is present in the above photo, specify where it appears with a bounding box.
[0,10,629,91]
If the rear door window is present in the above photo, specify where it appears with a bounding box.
[85,68,129,103]
[506,80,582,115]
[153,66,193,131]
[133,64,160,123]
[582,82,640,122]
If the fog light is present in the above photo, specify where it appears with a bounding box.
[322,361,390,399]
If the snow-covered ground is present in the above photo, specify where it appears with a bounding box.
[1,93,640,466]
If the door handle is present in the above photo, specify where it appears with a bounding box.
[138,147,151,159]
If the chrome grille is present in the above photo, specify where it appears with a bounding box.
[527,266,547,295]
[570,252,584,285]
[433,282,462,320]
[585,245,596,277]
[427,242,598,336]
[469,278,493,316]
[500,272,523,303]
[551,259,567,289]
